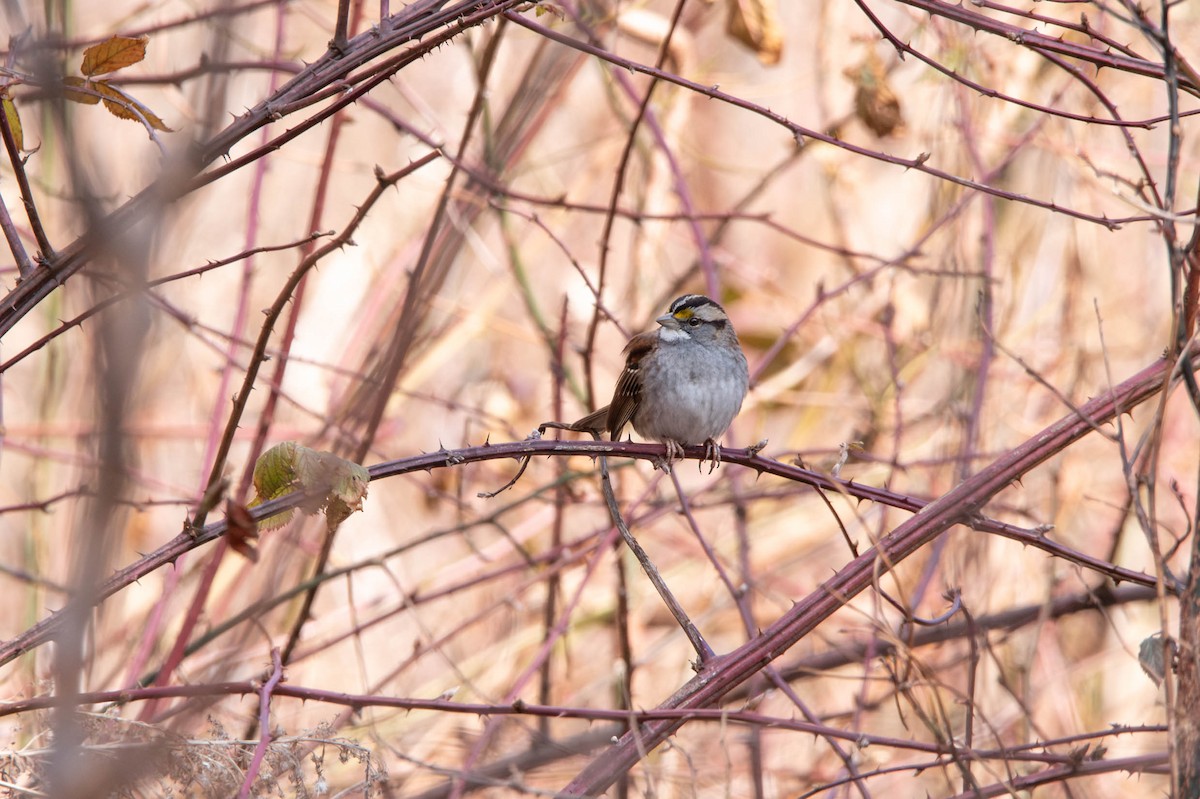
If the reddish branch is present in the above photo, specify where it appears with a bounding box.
[238,648,285,798]
[503,12,1159,231]
[0,356,1186,686]
[560,354,1193,795]
[0,674,1166,766]
[893,0,1200,95]
[0,0,526,339]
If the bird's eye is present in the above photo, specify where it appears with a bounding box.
[688,317,701,327]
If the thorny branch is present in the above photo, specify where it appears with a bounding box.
[1,0,1199,794]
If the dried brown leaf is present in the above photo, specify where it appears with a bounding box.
[846,51,905,137]
[89,81,173,132]
[61,75,100,105]
[726,0,783,65]
[80,35,148,77]
[225,500,259,562]
[1139,633,1176,686]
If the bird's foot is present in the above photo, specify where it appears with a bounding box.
[654,439,686,471]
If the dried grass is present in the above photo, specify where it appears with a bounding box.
[0,0,1196,795]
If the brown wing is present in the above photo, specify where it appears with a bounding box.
[570,405,609,434]
[605,330,656,440]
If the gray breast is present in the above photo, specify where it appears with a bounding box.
[632,339,748,444]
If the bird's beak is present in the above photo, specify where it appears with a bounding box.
[656,313,680,329]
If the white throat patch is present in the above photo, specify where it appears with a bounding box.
[658,326,689,343]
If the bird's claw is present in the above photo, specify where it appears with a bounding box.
[654,439,687,471]
[701,438,722,473]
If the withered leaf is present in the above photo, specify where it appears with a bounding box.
[89,81,173,132]
[847,51,905,137]
[726,0,783,65]
[61,76,101,105]
[81,35,148,77]
[225,500,260,562]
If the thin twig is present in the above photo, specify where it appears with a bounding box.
[600,455,714,663]
[237,648,284,799]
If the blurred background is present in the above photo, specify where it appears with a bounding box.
[0,0,1195,794]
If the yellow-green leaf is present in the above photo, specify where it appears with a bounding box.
[253,505,296,533]
[249,442,369,532]
[252,441,301,500]
[81,35,148,77]
[1,97,23,151]
[62,75,101,105]
[249,441,302,530]
[534,2,565,19]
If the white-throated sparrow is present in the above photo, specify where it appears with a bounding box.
[568,294,749,468]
